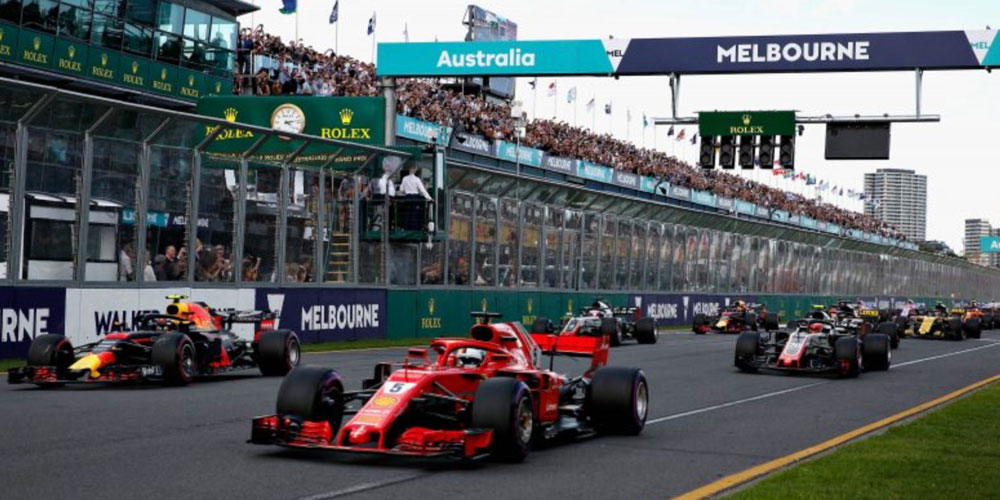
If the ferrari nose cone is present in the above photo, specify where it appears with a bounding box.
[349,426,373,445]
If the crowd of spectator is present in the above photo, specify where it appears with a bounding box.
[235,28,904,240]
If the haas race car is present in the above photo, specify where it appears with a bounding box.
[733,316,891,378]
[8,295,300,387]
[531,299,657,346]
[691,301,778,334]
[911,303,983,340]
[251,312,648,462]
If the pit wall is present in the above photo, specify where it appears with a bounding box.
[0,286,947,358]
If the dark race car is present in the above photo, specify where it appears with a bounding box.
[250,312,648,463]
[8,295,300,387]
[692,301,778,334]
[733,317,891,377]
[532,299,656,346]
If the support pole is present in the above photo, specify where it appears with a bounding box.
[76,108,115,283]
[381,77,396,146]
[915,68,923,118]
[669,74,681,119]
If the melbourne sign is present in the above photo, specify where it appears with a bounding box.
[256,288,386,343]
[196,97,386,169]
[378,31,1000,78]
[699,111,796,136]
[0,287,66,359]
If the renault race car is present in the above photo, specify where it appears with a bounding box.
[910,303,982,340]
[250,312,648,463]
[531,299,656,346]
[734,317,891,377]
[692,301,778,334]
[8,295,300,387]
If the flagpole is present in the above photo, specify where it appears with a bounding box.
[573,98,578,127]
[335,15,339,55]
[532,82,538,121]
[295,11,299,44]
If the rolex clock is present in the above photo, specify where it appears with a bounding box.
[270,103,306,135]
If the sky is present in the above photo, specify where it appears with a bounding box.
[240,0,998,251]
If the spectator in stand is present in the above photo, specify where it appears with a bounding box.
[235,26,906,241]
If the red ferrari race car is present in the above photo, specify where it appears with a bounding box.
[531,299,657,346]
[250,312,648,462]
[8,295,300,387]
[692,301,778,334]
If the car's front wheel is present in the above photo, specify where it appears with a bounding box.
[471,378,533,462]
[152,333,196,386]
[276,366,345,442]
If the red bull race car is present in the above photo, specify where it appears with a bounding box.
[8,295,300,387]
[250,312,648,462]
[733,316,891,378]
[531,299,657,346]
[692,301,778,334]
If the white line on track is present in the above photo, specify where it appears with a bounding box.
[295,472,434,500]
[647,339,1000,425]
[646,382,829,425]
[892,340,1000,368]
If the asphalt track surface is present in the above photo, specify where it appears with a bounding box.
[3,329,1000,500]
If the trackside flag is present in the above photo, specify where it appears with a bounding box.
[329,0,338,23]
[547,81,556,97]
[368,12,377,35]
[586,97,595,111]
[567,86,577,103]
[280,0,296,14]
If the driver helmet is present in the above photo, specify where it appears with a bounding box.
[734,300,746,310]
[808,322,824,333]
[455,348,484,368]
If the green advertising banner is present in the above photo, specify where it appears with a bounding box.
[86,47,119,84]
[118,53,149,90]
[17,29,53,69]
[206,77,229,97]
[54,38,87,76]
[0,22,17,61]
[195,96,387,168]
[150,62,178,96]
[699,110,796,136]
[178,69,204,100]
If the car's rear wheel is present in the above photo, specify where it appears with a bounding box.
[947,318,964,340]
[762,312,780,331]
[634,317,657,344]
[692,313,707,334]
[879,322,900,349]
[152,333,196,386]
[734,332,761,373]
[835,337,862,378]
[587,367,648,435]
[471,378,533,462]
[964,318,982,339]
[276,366,345,442]
[601,317,622,346]
[258,329,300,376]
[895,316,908,338]
[26,334,74,387]
[862,333,891,371]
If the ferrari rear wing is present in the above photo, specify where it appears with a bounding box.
[529,333,609,373]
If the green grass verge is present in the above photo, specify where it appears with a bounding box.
[0,358,24,372]
[727,380,1000,500]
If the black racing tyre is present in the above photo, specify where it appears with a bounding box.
[879,322,900,349]
[834,337,862,378]
[471,378,533,462]
[862,333,891,371]
[531,317,552,334]
[601,317,622,346]
[587,367,648,435]
[634,317,657,344]
[734,332,761,373]
[27,334,74,369]
[745,313,758,331]
[762,313,780,331]
[152,333,196,386]
[276,366,345,440]
[258,329,301,376]
[947,318,964,340]
[964,318,982,339]
[895,316,908,338]
[693,313,707,334]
